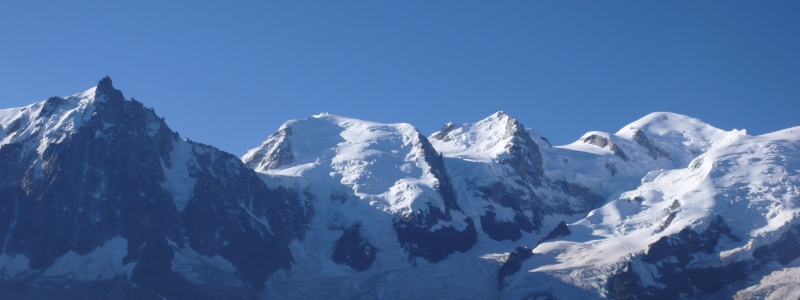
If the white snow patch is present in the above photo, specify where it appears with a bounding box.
[0,253,30,278]
[428,111,518,163]
[0,86,99,154]
[171,247,243,286]
[161,139,198,212]
[735,265,800,300]
[43,236,134,279]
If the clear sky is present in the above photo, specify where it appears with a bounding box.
[1,1,798,156]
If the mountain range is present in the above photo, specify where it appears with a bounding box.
[1,78,798,299]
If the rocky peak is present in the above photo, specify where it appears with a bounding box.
[0,78,309,298]
[496,113,545,186]
[412,130,461,212]
[242,125,293,171]
[97,75,113,90]
[430,122,456,141]
[429,111,545,185]
[94,76,125,103]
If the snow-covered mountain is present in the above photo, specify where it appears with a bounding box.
[428,111,604,241]
[1,78,798,299]
[502,118,800,299]
[0,77,309,299]
[242,113,477,267]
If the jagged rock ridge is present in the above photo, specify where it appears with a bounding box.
[0,77,309,299]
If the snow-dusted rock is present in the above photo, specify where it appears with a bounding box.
[0,77,308,298]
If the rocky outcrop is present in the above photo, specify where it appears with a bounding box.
[332,223,376,272]
[607,215,787,299]
[497,246,533,290]
[243,127,293,171]
[476,177,601,242]
[654,200,681,234]
[582,134,629,161]
[496,222,572,291]
[498,113,545,187]
[414,131,462,212]
[480,209,537,242]
[394,205,477,263]
[391,132,478,263]
[539,221,571,243]
[429,123,456,142]
[632,130,670,160]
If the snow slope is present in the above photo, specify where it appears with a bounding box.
[428,111,605,242]
[505,125,800,298]
[244,113,462,216]
[248,111,800,299]
[735,261,800,300]
[546,112,745,199]
[0,87,99,155]
[243,113,476,277]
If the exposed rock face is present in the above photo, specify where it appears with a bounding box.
[429,123,457,142]
[606,215,799,300]
[533,133,553,148]
[497,246,533,290]
[395,208,477,263]
[654,200,681,234]
[582,134,629,161]
[414,131,462,212]
[429,112,604,242]
[496,222,572,291]
[0,78,309,298]
[497,112,545,186]
[331,223,376,272]
[497,221,572,292]
[242,126,293,170]
[477,179,599,243]
[539,221,571,243]
[480,208,536,242]
[632,130,670,160]
[394,132,479,262]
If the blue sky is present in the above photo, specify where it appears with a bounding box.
[1,1,798,155]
